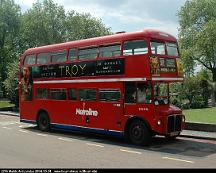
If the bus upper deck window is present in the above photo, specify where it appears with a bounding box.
[99,44,121,58]
[24,54,36,66]
[51,51,67,63]
[68,48,77,61]
[123,40,148,56]
[166,42,179,56]
[37,53,51,64]
[78,47,98,60]
[151,42,166,55]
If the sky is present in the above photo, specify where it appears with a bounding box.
[14,0,187,38]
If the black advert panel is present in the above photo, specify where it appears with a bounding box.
[32,58,124,79]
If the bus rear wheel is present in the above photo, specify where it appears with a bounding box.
[37,112,50,132]
[128,119,151,146]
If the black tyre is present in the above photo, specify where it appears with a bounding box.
[37,112,50,131]
[128,119,151,146]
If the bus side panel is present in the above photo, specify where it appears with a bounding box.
[126,55,151,78]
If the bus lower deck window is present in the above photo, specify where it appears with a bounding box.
[99,89,120,102]
[68,88,76,100]
[78,89,97,101]
[50,89,67,100]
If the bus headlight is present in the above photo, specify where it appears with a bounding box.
[157,120,162,126]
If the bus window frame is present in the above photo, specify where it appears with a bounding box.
[136,81,153,104]
[68,88,77,101]
[50,88,67,101]
[23,54,37,66]
[78,88,98,102]
[98,43,122,59]
[122,39,149,56]
[68,48,78,62]
[36,87,50,100]
[150,40,167,56]
[165,42,179,57]
[99,88,121,102]
[78,46,99,61]
[36,52,51,65]
[50,50,67,64]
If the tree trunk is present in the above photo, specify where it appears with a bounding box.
[211,69,216,107]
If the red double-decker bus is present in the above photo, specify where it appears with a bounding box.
[19,29,184,145]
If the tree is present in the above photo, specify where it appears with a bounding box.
[170,76,207,109]
[65,11,112,41]
[21,0,67,48]
[0,0,21,96]
[3,60,19,106]
[178,0,216,106]
[3,0,112,103]
[21,0,112,49]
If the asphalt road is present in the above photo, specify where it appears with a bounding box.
[0,114,216,168]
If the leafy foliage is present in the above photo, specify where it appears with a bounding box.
[1,0,111,102]
[3,60,19,106]
[0,0,21,96]
[20,0,111,48]
[170,70,212,109]
[178,0,216,106]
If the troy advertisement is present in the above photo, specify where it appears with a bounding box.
[31,58,125,79]
[20,67,33,101]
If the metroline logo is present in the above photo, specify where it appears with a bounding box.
[76,108,99,117]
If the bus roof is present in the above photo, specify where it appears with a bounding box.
[23,29,177,56]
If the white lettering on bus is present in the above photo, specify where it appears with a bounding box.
[76,108,98,116]
[59,64,87,77]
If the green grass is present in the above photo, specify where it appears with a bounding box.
[183,107,216,124]
[0,101,15,108]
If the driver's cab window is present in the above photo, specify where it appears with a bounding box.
[125,82,152,104]
[137,83,152,103]
[154,83,169,105]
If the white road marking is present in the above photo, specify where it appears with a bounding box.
[120,149,142,155]
[19,124,34,128]
[3,127,12,130]
[162,157,194,164]
[19,129,29,133]
[86,143,104,148]
[0,121,17,126]
[36,133,47,137]
[58,137,74,142]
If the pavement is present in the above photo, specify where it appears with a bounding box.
[0,110,216,141]
[181,130,216,141]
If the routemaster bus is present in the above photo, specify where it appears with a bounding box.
[19,29,185,145]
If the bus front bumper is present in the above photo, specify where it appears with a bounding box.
[153,114,185,136]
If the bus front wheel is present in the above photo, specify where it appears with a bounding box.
[37,112,50,132]
[128,119,151,146]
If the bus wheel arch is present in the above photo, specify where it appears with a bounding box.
[36,109,50,132]
[124,116,152,146]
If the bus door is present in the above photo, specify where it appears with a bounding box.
[124,82,154,123]
[97,89,123,131]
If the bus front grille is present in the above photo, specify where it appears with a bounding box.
[167,115,182,133]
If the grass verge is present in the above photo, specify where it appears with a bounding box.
[183,107,216,124]
[0,101,15,108]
